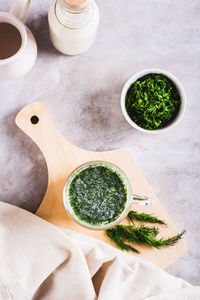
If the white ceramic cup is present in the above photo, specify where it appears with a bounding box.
[0,0,37,80]
[121,69,186,134]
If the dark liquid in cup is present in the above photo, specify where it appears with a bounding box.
[0,23,22,59]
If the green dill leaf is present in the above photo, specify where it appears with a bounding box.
[128,210,167,226]
[106,209,186,254]
[106,227,140,253]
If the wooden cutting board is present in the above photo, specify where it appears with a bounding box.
[15,102,186,269]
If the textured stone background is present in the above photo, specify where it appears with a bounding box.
[0,0,200,285]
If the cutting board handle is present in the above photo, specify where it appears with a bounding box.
[15,102,69,179]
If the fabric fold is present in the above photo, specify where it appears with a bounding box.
[0,202,199,300]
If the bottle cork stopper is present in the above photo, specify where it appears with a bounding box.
[62,0,88,10]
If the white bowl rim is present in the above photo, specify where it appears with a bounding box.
[120,68,186,134]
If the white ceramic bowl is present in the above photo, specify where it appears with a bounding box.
[121,69,186,134]
[63,161,132,231]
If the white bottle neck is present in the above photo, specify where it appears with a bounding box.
[55,0,94,29]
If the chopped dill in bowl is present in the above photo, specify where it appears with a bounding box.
[125,73,181,130]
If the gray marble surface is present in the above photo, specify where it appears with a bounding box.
[0,0,200,286]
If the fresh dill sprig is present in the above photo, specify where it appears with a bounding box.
[135,227,185,249]
[106,227,140,254]
[106,210,185,254]
[106,225,185,253]
[112,224,159,244]
[128,210,167,226]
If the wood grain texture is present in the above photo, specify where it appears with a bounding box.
[15,102,187,269]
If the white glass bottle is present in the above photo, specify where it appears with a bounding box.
[48,0,99,55]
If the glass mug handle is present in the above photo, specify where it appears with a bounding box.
[132,194,155,206]
[10,0,31,23]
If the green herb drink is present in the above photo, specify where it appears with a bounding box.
[63,161,132,230]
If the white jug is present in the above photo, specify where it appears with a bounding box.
[0,0,37,80]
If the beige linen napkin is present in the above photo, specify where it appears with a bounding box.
[0,202,199,300]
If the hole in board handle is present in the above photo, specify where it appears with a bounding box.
[30,115,39,124]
